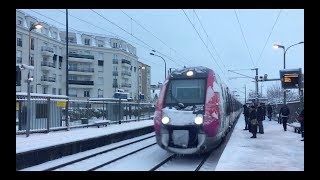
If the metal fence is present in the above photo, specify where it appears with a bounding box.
[16,93,155,136]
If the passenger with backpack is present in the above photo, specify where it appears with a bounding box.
[279,105,290,131]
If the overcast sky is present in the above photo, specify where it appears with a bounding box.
[19,9,304,102]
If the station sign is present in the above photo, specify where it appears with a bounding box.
[279,68,302,89]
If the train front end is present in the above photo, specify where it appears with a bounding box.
[153,67,220,154]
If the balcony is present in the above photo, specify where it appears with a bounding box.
[41,76,56,85]
[69,67,94,75]
[16,57,22,64]
[113,59,118,64]
[121,83,132,88]
[121,59,131,65]
[69,80,94,85]
[41,46,54,57]
[41,61,56,71]
[121,71,131,76]
[68,53,94,59]
[113,71,118,76]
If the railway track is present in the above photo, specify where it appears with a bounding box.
[43,135,156,171]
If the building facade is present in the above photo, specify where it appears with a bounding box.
[137,62,151,102]
[16,10,151,102]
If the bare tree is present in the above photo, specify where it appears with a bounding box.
[266,83,299,103]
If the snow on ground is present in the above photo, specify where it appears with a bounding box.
[16,120,153,154]
[215,116,304,171]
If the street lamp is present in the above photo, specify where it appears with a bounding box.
[137,66,145,121]
[26,23,43,137]
[150,50,166,80]
[273,41,304,104]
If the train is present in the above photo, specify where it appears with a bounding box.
[153,66,242,154]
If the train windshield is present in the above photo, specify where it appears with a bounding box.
[165,79,206,105]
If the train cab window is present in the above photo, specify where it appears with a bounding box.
[165,79,205,105]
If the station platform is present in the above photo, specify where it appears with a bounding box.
[16,120,154,170]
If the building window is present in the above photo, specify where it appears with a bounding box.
[17,34,22,47]
[53,46,57,54]
[68,37,75,43]
[98,53,103,60]
[59,59,62,69]
[43,87,48,94]
[134,67,136,72]
[59,47,63,55]
[113,42,117,48]
[17,17,23,26]
[98,60,104,66]
[97,40,104,47]
[53,54,57,61]
[29,22,34,29]
[52,32,57,39]
[16,50,22,64]
[30,85,34,93]
[84,90,90,97]
[69,89,77,97]
[84,38,90,45]
[52,88,56,95]
[31,38,34,50]
[113,54,118,59]
[113,79,118,88]
[58,88,62,95]
[42,27,48,35]
[30,54,34,66]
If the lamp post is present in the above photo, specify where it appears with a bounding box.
[150,51,166,80]
[273,41,304,105]
[138,66,145,121]
[26,23,43,137]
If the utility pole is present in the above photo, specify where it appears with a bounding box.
[65,9,70,130]
[251,68,259,105]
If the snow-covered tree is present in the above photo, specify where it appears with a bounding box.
[266,83,299,104]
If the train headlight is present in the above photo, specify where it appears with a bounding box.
[186,70,194,77]
[194,115,203,125]
[162,116,170,124]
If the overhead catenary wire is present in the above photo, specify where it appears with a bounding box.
[90,9,184,67]
[234,10,256,68]
[55,9,152,52]
[26,9,169,75]
[27,9,83,34]
[193,10,229,76]
[182,9,231,87]
[192,9,233,87]
[254,9,282,67]
[120,9,193,67]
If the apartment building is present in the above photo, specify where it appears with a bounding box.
[16,10,151,102]
[137,62,151,102]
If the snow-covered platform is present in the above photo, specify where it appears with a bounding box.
[215,116,304,171]
[16,120,154,170]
